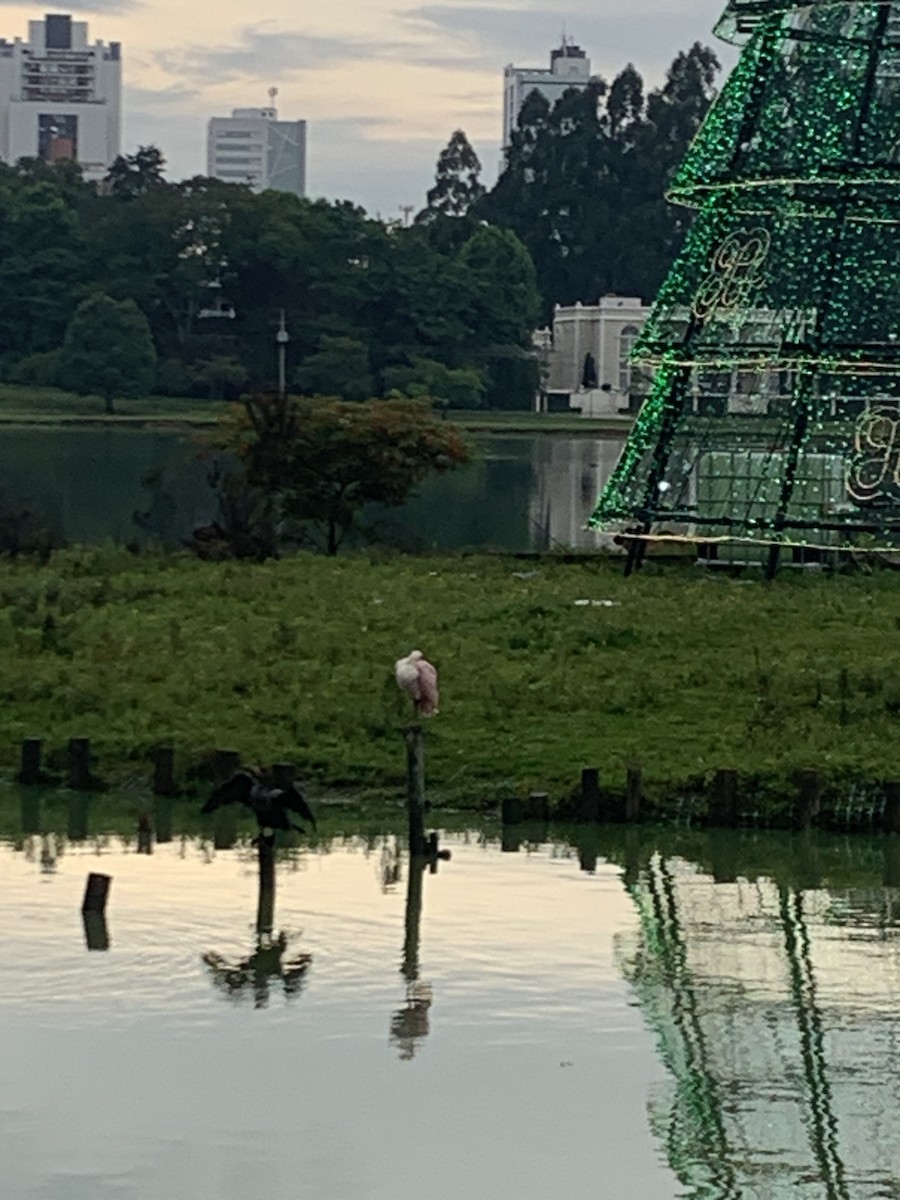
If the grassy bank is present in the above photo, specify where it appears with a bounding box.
[0,384,630,435]
[0,548,898,815]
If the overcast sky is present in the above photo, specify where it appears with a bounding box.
[5,1,738,215]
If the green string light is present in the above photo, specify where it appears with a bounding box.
[591,1,900,559]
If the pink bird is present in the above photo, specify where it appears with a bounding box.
[394,650,440,717]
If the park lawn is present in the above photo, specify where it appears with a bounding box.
[0,547,897,813]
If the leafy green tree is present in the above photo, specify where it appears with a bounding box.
[105,145,167,198]
[479,44,720,313]
[417,130,485,221]
[61,294,157,413]
[382,357,486,409]
[294,336,373,401]
[214,394,470,554]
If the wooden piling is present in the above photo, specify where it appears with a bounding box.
[151,746,176,796]
[81,872,111,914]
[885,780,900,835]
[272,762,295,789]
[884,834,900,888]
[501,796,524,826]
[797,769,822,829]
[579,768,602,823]
[82,911,110,952]
[19,738,43,785]
[625,763,642,824]
[154,796,174,844]
[213,748,241,781]
[405,726,426,856]
[256,835,276,935]
[525,791,550,822]
[67,793,90,842]
[710,769,739,828]
[68,738,92,790]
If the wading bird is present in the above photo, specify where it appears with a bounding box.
[394,650,440,717]
[201,769,316,839]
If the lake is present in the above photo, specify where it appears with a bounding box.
[4,801,900,1200]
[0,426,627,552]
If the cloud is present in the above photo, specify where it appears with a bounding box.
[156,26,411,83]
[0,0,140,10]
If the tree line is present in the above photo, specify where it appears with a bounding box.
[0,147,540,410]
[421,43,721,321]
[0,41,719,412]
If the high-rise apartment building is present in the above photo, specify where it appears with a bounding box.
[0,13,120,181]
[207,103,306,196]
[503,39,592,148]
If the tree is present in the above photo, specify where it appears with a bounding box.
[61,294,157,413]
[105,145,167,198]
[294,336,373,401]
[417,130,485,222]
[214,394,470,554]
[479,46,720,314]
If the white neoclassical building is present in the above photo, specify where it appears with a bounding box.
[0,13,121,182]
[535,294,652,418]
[503,40,593,148]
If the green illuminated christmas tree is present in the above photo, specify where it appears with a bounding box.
[592,1,900,574]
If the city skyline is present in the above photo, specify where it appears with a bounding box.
[0,1,734,214]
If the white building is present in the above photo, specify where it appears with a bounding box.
[536,294,651,417]
[503,39,593,148]
[0,13,120,182]
[207,105,306,196]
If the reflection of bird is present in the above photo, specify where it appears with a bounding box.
[394,650,440,717]
[201,770,316,836]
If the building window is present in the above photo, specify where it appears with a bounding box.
[618,325,640,394]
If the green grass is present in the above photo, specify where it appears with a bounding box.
[0,548,898,814]
[0,386,632,434]
[0,383,223,425]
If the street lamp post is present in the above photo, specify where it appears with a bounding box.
[275,309,289,399]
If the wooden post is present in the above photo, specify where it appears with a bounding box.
[884,780,900,834]
[154,796,174,844]
[797,769,822,829]
[579,768,602,823]
[501,796,524,826]
[213,748,241,781]
[67,793,90,842]
[68,738,92,790]
[884,833,900,888]
[405,726,426,856]
[19,738,43,784]
[625,763,642,824]
[501,827,522,853]
[151,746,176,796]
[213,807,238,850]
[524,791,550,822]
[709,829,738,884]
[82,872,111,913]
[82,911,109,951]
[256,835,276,935]
[273,762,295,789]
[710,769,739,827]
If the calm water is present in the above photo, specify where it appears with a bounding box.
[0,426,627,552]
[3,808,900,1199]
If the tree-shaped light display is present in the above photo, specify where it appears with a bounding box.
[592,1,900,575]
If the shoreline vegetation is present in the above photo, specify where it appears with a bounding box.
[0,384,632,435]
[0,547,897,822]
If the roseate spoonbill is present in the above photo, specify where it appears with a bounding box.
[201,769,317,836]
[394,650,440,717]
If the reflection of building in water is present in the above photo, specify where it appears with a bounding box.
[535,296,651,417]
[620,855,900,1199]
[528,435,626,550]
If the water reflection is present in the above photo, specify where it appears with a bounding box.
[618,836,900,1200]
[391,846,433,1061]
